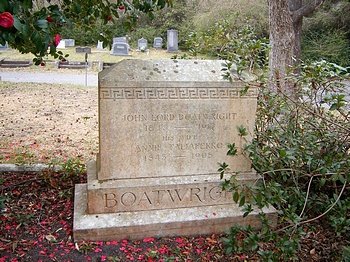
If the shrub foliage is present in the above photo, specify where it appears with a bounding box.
[186,20,350,260]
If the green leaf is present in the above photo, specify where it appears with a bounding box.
[329,103,338,111]
[237,125,248,136]
[13,16,23,33]
[34,20,49,29]
[22,24,31,37]
[338,174,345,184]
[256,193,263,205]
[221,237,231,244]
[319,178,326,187]
[0,2,8,12]
[233,191,239,203]
[239,196,246,207]
[227,143,238,156]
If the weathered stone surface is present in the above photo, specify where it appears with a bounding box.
[74,184,277,241]
[86,160,259,213]
[98,60,257,181]
[73,59,277,241]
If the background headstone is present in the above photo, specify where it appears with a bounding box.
[113,37,127,43]
[110,42,130,56]
[97,40,105,50]
[153,37,163,49]
[62,39,75,47]
[137,38,148,52]
[167,29,178,53]
[73,59,277,241]
[56,40,66,49]
[76,46,92,54]
[0,42,9,50]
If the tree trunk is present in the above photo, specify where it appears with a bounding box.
[268,0,295,94]
[268,0,325,95]
[289,0,303,63]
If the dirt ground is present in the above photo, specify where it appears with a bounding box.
[0,81,98,164]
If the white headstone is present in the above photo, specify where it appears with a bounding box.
[137,38,148,52]
[0,42,9,50]
[153,37,163,49]
[167,29,178,53]
[62,39,75,47]
[56,40,66,49]
[97,40,104,50]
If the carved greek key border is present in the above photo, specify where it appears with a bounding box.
[100,87,257,99]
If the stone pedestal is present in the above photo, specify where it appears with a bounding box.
[73,59,277,241]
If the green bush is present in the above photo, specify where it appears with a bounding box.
[60,18,129,47]
[185,20,269,73]
[191,0,269,38]
[302,29,350,67]
[219,59,349,260]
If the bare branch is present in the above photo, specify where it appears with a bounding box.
[292,0,324,22]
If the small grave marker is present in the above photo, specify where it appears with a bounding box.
[137,38,148,52]
[62,39,75,47]
[110,42,130,56]
[167,29,178,53]
[0,42,9,50]
[56,40,66,49]
[153,37,163,49]
[76,46,91,54]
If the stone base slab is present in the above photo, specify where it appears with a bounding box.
[86,160,260,213]
[73,184,277,242]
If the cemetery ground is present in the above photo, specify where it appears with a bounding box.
[0,49,349,261]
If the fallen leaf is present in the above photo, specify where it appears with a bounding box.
[45,234,57,242]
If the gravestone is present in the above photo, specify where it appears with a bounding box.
[76,46,91,54]
[113,37,127,43]
[73,59,277,241]
[56,40,65,49]
[153,37,163,49]
[167,29,178,53]
[97,40,104,50]
[62,39,75,47]
[137,38,148,52]
[0,42,9,50]
[110,42,130,56]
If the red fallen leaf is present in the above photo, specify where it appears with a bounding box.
[174,238,183,243]
[110,240,118,246]
[142,237,154,243]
